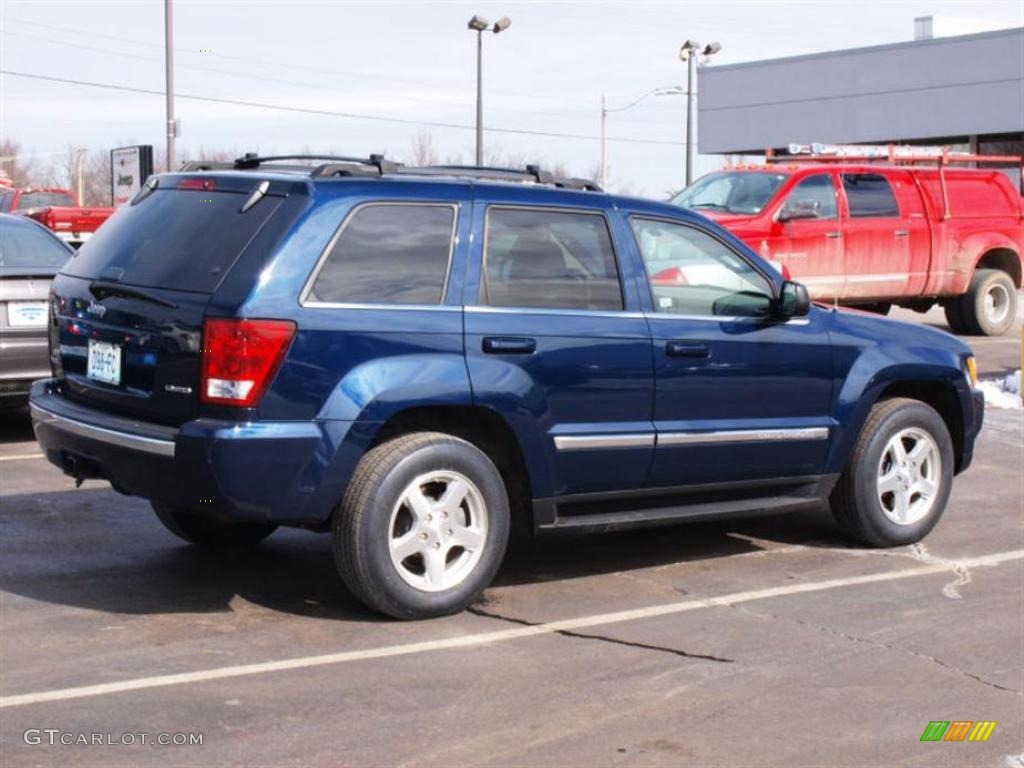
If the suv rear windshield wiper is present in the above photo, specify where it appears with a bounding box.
[88,280,179,309]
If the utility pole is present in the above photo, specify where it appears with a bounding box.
[73,146,86,205]
[600,94,607,189]
[164,0,175,172]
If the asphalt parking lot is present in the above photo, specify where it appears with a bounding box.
[1,307,1021,768]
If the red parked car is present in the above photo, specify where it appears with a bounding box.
[673,150,1023,336]
[0,186,113,249]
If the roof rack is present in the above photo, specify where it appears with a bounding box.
[177,155,602,191]
[406,164,602,191]
[180,153,399,177]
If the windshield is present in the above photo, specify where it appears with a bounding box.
[672,172,789,215]
[0,219,71,272]
[16,191,75,210]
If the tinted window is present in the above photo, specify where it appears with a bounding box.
[482,208,622,311]
[672,172,789,215]
[309,204,455,305]
[632,218,772,318]
[783,174,837,219]
[15,191,74,209]
[842,173,899,218]
[63,189,281,293]
[0,219,71,273]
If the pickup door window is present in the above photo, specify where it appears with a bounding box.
[465,205,654,498]
[631,215,835,488]
[773,173,844,300]
[840,173,913,301]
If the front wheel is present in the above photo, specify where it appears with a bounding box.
[333,432,510,619]
[830,398,953,547]
[152,503,277,548]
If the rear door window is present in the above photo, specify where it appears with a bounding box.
[62,189,281,293]
[842,173,899,218]
[306,203,456,305]
[482,207,623,311]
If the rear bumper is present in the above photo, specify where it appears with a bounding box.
[29,380,359,525]
[0,332,49,402]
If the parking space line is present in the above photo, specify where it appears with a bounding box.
[1,548,1019,709]
[0,453,44,462]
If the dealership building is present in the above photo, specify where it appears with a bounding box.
[698,25,1024,182]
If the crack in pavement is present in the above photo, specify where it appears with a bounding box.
[722,601,1022,696]
[467,607,734,663]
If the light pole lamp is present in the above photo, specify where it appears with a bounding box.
[600,86,684,189]
[467,14,511,166]
[679,40,721,186]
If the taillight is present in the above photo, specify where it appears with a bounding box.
[200,318,296,407]
[178,177,215,191]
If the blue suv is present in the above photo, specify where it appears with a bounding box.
[30,155,984,619]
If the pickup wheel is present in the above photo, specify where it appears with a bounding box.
[830,398,953,547]
[943,300,968,335]
[152,503,277,548]
[961,268,1017,336]
[333,432,510,620]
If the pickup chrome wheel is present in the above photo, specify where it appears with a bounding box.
[333,432,510,619]
[876,428,940,526]
[961,268,1017,336]
[831,398,953,547]
[388,471,489,592]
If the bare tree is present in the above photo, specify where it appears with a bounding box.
[0,138,40,187]
[407,132,439,166]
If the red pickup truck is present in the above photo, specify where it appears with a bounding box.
[0,187,113,249]
[673,157,1023,336]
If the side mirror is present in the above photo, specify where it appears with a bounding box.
[778,199,820,222]
[775,280,810,318]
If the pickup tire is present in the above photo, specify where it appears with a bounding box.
[943,300,968,335]
[333,432,510,619]
[830,398,953,547]
[152,503,277,548]
[960,268,1017,336]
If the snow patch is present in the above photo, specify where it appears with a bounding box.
[978,369,1022,409]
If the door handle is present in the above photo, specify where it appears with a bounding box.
[666,341,710,358]
[482,336,536,355]
[825,231,842,239]
[894,229,910,237]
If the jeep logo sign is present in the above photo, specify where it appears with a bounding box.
[110,145,154,206]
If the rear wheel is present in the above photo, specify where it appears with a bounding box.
[830,398,953,547]
[943,299,968,335]
[333,432,510,619]
[152,503,277,548]
[960,268,1017,336]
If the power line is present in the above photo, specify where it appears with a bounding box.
[0,69,686,147]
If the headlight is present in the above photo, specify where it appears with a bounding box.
[965,355,978,389]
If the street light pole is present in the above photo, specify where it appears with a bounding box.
[685,52,696,187]
[467,15,510,167]
[475,29,483,165]
[679,40,721,187]
[164,0,175,172]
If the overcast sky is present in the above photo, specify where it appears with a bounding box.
[2,0,1022,196]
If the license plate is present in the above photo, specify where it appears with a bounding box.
[87,340,122,386]
[7,301,48,328]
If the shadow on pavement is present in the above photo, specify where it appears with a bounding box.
[0,485,850,623]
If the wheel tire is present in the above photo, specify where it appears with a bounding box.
[960,269,1017,336]
[152,503,277,548]
[333,432,510,620]
[943,299,968,335]
[830,398,953,547]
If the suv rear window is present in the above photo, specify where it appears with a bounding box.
[62,189,281,293]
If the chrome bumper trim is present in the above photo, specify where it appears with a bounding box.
[30,403,176,458]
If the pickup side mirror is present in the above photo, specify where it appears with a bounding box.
[774,280,810,318]
[778,199,820,222]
